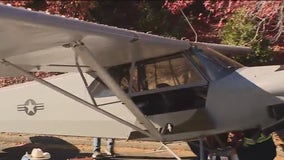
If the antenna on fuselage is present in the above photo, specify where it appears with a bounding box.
[179,9,198,42]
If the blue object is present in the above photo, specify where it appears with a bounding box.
[93,138,114,153]
[21,155,30,160]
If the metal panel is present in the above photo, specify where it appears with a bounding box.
[0,73,137,138]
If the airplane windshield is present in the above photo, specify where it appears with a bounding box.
[189,45,243,81]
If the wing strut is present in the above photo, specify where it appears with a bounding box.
[1,59,153,139]
[72,41,163,141]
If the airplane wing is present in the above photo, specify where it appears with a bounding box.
[0,4,251,76]
[0,4,190,76]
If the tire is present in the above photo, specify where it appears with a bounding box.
[187,134,228,160]
[187,140,209,159]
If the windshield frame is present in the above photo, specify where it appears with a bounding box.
[186,45,243,81]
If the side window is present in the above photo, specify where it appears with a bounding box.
[107,64,131,92]
[88,65,131,98]
[132,55,205,92]
[107,54,207,94]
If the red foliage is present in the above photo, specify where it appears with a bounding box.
[0,72,56,88]
[1,0,95,20]
[44,1,94,20]
[164,0,283,29]
[163,0,194,14]
[1,0,32,7]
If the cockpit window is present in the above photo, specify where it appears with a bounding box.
[188,45,243,81]
[108,54,207,94]
[133,55,204,92]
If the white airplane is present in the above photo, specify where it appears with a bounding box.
[0,4,283,159]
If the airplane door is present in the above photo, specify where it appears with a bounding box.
[121,53,213,141]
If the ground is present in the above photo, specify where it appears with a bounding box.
[0,132,283,160]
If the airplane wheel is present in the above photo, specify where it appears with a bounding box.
[187,140,209,159]
[187,133,228,159]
